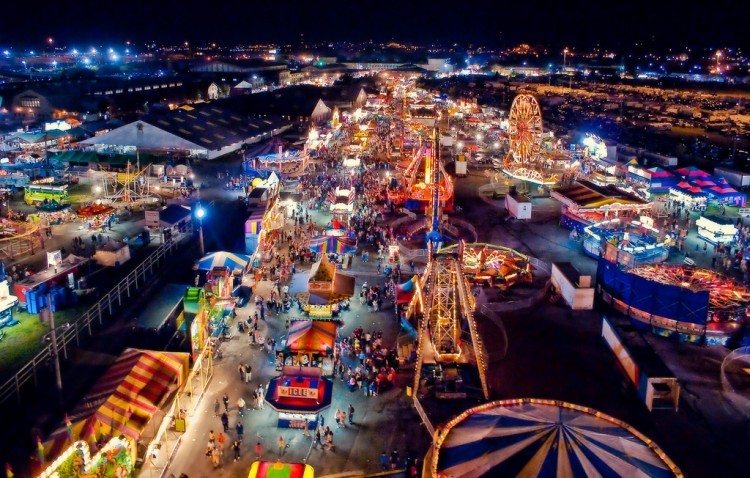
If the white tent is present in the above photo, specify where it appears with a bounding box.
[80,121,207,154]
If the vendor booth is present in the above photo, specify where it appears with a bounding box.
[179,287,209,360]
[277,319,338,374]
[15,254,88,309]
[41,349,189,469]
[37,437,136,478]
[669,182,708,211]
[265,365,333,429]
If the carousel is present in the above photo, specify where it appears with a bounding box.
[426,399,683,478]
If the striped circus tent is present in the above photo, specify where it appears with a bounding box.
[432,399,682,478]
[43,349,189,460]
[285,319,337,355]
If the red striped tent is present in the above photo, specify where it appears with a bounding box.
[286,320,337,355]
[43,349,188,460]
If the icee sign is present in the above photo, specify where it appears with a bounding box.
[278,386,319,400]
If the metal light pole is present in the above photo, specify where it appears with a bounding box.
[42,294,66,408]
[196,206,205,255]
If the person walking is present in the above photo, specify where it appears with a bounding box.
[210,446,222,469]
[222,393,229,412]
[380,451,389,471]
[216,432,227,449]
[237,397,246,416]
[245,364,252,383]
[255,442,263,460]
[277,436,286,458]
[335,409,342,428]
[214,398,220,417]
[236,420,244,442]
[221,412,229,432]
[232,440,241,461]
[238,363,245,381]
[348,404,355,425]
[314,428,321,448]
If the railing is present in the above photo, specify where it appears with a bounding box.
[0,235,188,404]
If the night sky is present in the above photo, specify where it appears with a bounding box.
[2,0,746,50]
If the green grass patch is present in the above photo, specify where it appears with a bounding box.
[67,183,95,204]
[0,306,85,381]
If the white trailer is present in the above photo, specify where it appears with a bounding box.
[505,192,532,220]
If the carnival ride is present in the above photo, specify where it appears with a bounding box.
[501,94,560,185]
[631,264,750,317]
[389,129,454,211]
[100,160,158,205]
[439,243,532,289]
[598,260,750,345]
[582,217,672,266]
[404,129,489,431]
[426,399,683,478]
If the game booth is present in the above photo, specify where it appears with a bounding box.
[178,287,209,360]
[264,365,333,430]
[40,349,189,475]
[248,461,314,478]
[287,255,355,318]
[276,319,338,375]
[37,437,135,478]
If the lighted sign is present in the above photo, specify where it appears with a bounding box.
[278,386,319,400]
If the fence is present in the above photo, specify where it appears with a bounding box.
[0,236,187,405]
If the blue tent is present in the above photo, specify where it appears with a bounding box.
[196,251,251,273]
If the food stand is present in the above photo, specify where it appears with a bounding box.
[265,365,333,429]
[277,319,338,374]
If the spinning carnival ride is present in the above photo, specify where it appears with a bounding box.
[390,131,454,211]
[502,94,559,186]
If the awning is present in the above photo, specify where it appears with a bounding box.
[196,251,250,273]
[43,349,189,459]
[286,319,337,354]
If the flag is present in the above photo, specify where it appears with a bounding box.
[65,414,73,442]
[36,436,44,464]
[5,463,13,478]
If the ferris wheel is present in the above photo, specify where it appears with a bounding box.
[506,94,543,163]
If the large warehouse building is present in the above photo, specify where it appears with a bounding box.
[80,103,291,160]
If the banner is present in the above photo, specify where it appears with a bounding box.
[277,386,319,400]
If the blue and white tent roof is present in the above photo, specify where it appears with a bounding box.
[196,251,250,273]
[433,400,681,478]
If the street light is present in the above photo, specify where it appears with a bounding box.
[195,205,205,255]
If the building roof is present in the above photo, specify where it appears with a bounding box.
[80,120,207,151]
[552,180,649,210]
[80,101,290,153]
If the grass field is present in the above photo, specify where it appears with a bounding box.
[0,306,84,381]
[67,183,95,205]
